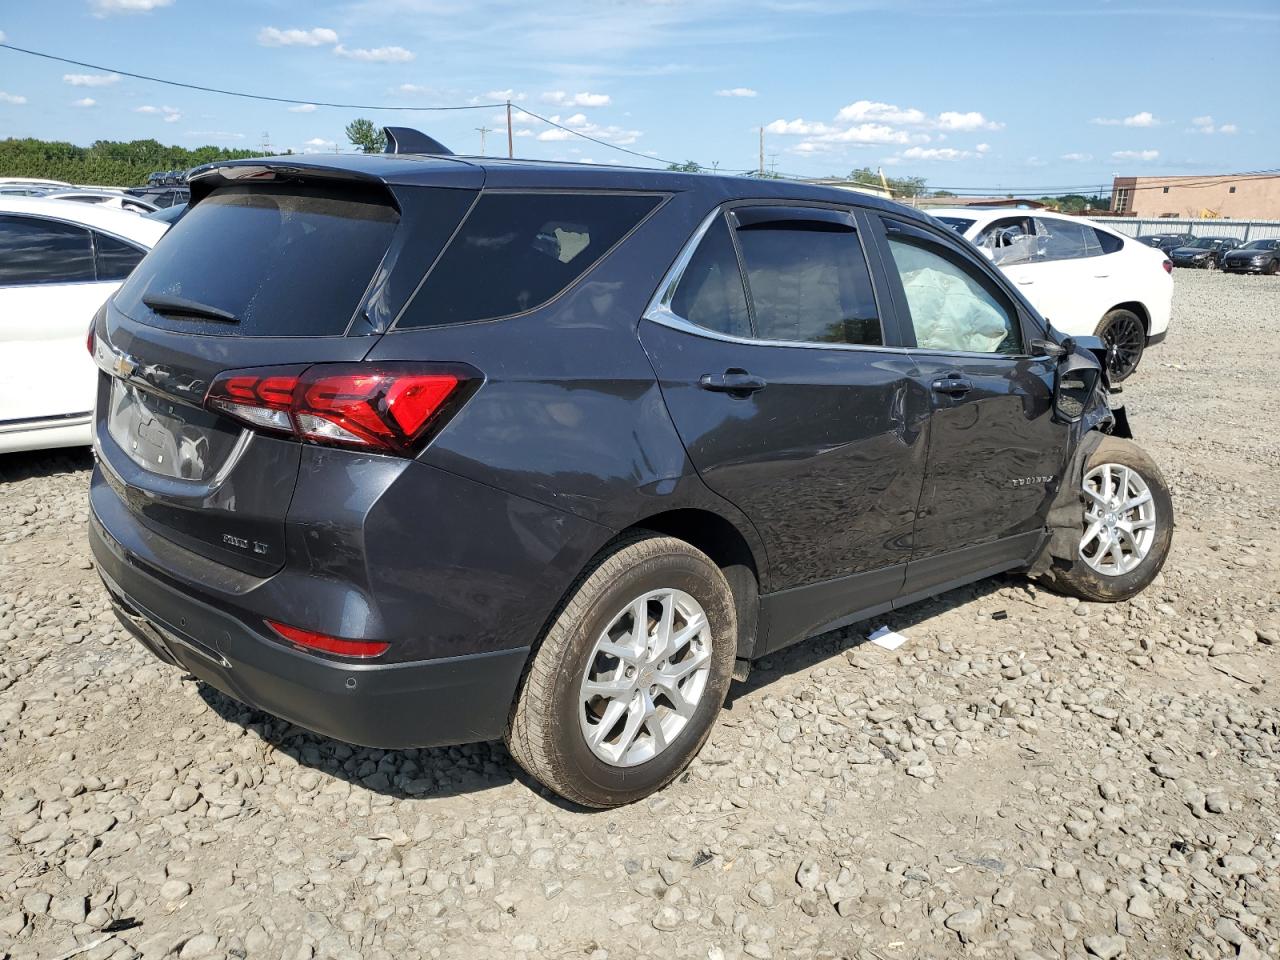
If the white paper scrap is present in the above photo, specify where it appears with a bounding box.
[868,626,909,651]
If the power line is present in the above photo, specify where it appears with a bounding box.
[510,105,680,168]
[0,42,504,112]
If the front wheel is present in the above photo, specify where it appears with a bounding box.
[1096,308,1146,382]
[1040,436,1173,602]
[507,535,737,808]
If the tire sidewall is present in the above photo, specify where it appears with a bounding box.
[1098,309,1145,382]
[544,546,736,806]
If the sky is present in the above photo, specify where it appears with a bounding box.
[1,0,1277,192]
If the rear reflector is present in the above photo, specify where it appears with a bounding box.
[205,362,478,457]
[1162,259,1172,274]
[266,620,390,658]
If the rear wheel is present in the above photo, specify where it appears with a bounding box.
[507,535,737,808]
[1040,436,1173,603]
[1096,309,1146,382]
[1267,258,1279,276]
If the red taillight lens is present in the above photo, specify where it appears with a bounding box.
[1162,259,1173,274]
[87,321,96,357]
[204,363,477,456]
[266,620,390,658]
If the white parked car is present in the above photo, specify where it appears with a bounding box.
[930,208,1173,380]
[45,190,161,215]
[0,197,167,454]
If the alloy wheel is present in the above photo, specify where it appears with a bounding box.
[578,588,712,767]
[1079,462,1157,576]
[1101,315,1145,380]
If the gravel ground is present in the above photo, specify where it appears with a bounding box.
[1,269,1278,960]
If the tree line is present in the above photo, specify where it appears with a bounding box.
[0,137,277,186]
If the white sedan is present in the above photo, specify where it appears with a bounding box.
[0,197,167,454]
[930,208,1173,380]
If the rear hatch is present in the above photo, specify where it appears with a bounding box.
[93,157,480,576]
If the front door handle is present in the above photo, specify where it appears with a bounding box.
[1015,278,1034,286]
[931,377,973,396]
[699,370,767,396]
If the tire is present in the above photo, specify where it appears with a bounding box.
[506,534,737,808]
[1267,259,1279,276]
[1095,308,1146,382]
[1043,436,1173,603]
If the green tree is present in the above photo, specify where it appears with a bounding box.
[665,160,702,173]
[345,118,386,154]
[0,137,269,186]
[847,166,927,198]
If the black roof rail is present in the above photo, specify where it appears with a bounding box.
[383,127,454,156]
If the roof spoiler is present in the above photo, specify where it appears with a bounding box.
[383,126,454,156]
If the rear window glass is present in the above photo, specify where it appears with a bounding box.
[398,192,662,328]
[115,183,399,337]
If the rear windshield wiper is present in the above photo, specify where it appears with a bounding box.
[142,293,239,324]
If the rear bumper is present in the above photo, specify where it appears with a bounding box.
[91,509,527,749]
[0,414,91,455]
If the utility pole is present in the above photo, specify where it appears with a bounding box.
[475,125,492,156]
[768,153,779,177]
[260,131,271,154]
[758,126,764,176]
[506,100,514,159]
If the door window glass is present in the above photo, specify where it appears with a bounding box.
[93,232,147,281]
[1034,217,1101,260]
[885,234,1023,355]
[668,216,751,337]
[0,215,96,285]
[734,218,881,346]
[976,216,1037,266]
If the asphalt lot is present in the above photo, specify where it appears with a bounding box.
[1,267,1278,960]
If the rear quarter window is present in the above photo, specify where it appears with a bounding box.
[397,191,663,328]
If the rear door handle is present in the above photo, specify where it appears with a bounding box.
[931,377,973,396]
[699,371,768,395]
[1015,279,1034,286]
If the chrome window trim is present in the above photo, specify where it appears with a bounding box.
[642,204,910,356]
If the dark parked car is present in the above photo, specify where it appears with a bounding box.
[1169,236,1241,269]
[88,139,1174,806]
[1221,238,1280,275]
[1135,233,1194,257]
[125,185,190,209]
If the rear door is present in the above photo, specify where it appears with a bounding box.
[869,216,1069,601]
[0,214,113,426]
[93,172,480,576]
[639,202,929,650]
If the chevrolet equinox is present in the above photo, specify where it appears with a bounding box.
[88,134,1174,807]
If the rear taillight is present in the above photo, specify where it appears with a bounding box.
[205,362,478,457]
[87,320,96,357]
[266,619,390,658]
[1162,259,1172,274]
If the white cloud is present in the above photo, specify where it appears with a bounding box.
[288,103,318,113]
[1112,149,1160,162]
[514,128,534,137]
[936,110,1003,132]
[975,143,991,154]
[715,87,758,98]
[303,137,337,153]
[825,123,917,145]
[135,104,182,122]
[765,118,834,136]
[901,146,972,161]
[0,31,5,42]
[541,91,611,107]
[398,84,433,95]
[534,113,641,145]
[837,100,927,125]
[0,92,27,105]
[1092,111,1162,127]
[486,89,526,101]
[1188,115,1238,135]
[1061,152,1093,162]
[258,27,339,47]
[89,0,172,15]
[64,73,120,87]
[334,44,414,63]
[73,97,97,108]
